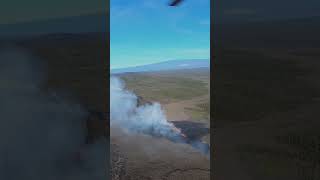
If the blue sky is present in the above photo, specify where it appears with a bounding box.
[110,0,210,69]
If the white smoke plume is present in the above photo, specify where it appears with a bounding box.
[110,76,210,156]
[0,47,108,180]
[110,76,182,138]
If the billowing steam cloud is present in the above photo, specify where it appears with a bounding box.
[0,47,107,180]
[110,76,182,139]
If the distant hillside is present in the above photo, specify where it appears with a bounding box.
[0,13,107,38]
[111,59,210,74]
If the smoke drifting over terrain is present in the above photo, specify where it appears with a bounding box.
[0,47,107,180]
[110,76,209,155]
[110,76,182,138]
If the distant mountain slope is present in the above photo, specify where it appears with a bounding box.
[111,59,210,74]
[0,13,107,38]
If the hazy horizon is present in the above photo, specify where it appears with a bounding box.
[111,58,210,70]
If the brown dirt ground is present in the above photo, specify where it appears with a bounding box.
[111,126,210,180]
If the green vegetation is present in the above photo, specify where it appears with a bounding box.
[119,72,208,103]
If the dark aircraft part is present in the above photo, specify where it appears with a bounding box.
[169,0,184,6]
[85,111,109,144]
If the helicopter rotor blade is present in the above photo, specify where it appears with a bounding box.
[169,0,184,6]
